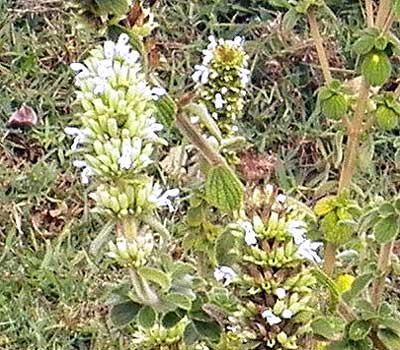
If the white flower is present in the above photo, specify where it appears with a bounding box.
[118,140,135,170]
[276,193,287,203]
[214,93,226,109]
[232,125,239,132]
[287,220,307,245]
[73,160,93,184]
[93,78,107,95]
[104,41,115,59]
[64,127,90,152]
[151,86,167,100]
[149,183,180,211]
[70,63,90,80]
[233,36,244,48]
[281,309,293,319]
[144,117,163,140]
[238,68,251,86]
[275,288,286,299]
[240,221,257,246]
[297,239,323,264]
[214,266,237,286]
[221,87,228,95]
[262,310,282,325]
[192,65,210,84]
[190,116,200,124]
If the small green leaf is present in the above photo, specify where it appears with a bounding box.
[378,318,400,335]
[378,329,400,349]
[193,320,222,342]
[321,93,348,120]
[282,8,300,31]
[162,311,185,328]
[138,306,156,329]
[183,322,201,345]
[94,0,129,16]
[312,269,340,306]
[373,215,399,244]
[375,36,389,51]
[138,266,171,291]
[353,34,377,55]
[348,320,372,341]
[361,51,392,86]
[379,203,396,217]
[154,93,177,129]
[205,165,244,213]
[311,317,341,340]
[376,106,399,130]
[109,300,141,327]
[164,293,193,311]
[342,273,374,303]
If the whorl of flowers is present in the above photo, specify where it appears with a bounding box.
[214,186,320,349]
[192,35,250,137]
[66,34,178,265]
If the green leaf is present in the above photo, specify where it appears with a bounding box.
[163,293,193,311]
[215,229,240,266]
[183,322,201,345]
[193,320,222,342]
[162,311,185,328]
[205,165,244,213]
[282,8,300,31]
[138,306,156,329]
[378,329,400,349]
[321,94,348,120]
[375,36,389,51]
[373,215,399,244]
[94,0,129,16]
[312,269,340,306]
[379,203,396,217]
[154,93,177,129]
[376,106,399,131]
[353,34,377,55]
[378,318,400,335]
[361,51,392,86]
[109,300,141,327]
[137,266,171,291]
[311,317,341,340]
[348,320,372,341]
[342,273,374,303]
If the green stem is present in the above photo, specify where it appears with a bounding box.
[371,241,394,308]
[322,242,337,276]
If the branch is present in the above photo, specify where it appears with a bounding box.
[376,0,393,28]
[365,0,374,27]
[307,9,332,84]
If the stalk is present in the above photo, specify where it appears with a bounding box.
[365,0,374,27]
[371,241,394,308]
[307,9,332,84]
[376,0,393,27]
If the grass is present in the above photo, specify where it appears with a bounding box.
[0,0,399,349]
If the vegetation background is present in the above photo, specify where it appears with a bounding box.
[0,0,398,349]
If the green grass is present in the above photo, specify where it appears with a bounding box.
[0,0,399,349]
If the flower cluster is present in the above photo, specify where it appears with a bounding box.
[214,186,320,349]
[67,34,178,272]
[66,34,177,220]
[192,35,250,137]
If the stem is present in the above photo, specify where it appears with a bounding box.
[338,80,370,193]
[371,241,394,308]
[365,0,375,27]
[376,0,393,28]
[322,242,337,276]
[307,9,332,84]
[175,112,223,166]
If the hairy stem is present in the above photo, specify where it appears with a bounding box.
[307,9,332,84]
[365,0,374,27]
[376,0,393,28]
[371,241,394,308]
[322,242,337,276]
[338,80,370,193]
